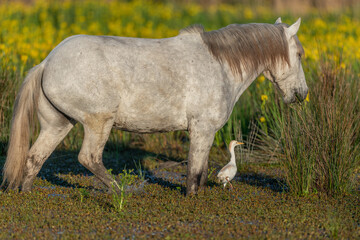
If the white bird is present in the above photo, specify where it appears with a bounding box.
[217,140,244,189]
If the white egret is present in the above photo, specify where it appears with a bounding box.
[217,140,244,189]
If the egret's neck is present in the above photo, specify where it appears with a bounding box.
[229,146,237,165]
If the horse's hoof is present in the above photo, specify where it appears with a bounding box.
[21,187,32,192]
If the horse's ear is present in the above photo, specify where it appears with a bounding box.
[275,17,282,24]
[286,18,301,37]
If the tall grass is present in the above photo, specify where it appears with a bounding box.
[255,59,360,195]
[0,63,19,155]
[302,61,360,195]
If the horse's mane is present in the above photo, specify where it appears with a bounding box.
[180,23,294,77]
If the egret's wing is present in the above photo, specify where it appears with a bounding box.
[217,164,236,177]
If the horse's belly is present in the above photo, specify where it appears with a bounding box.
[113,112,187,133]
[113,99,188,133]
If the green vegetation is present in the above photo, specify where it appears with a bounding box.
[109,169,136,212]
[255,60,360,196]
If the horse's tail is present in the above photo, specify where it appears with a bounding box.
[1,63,44,190]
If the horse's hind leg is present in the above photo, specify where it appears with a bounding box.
[78,115,115,191]
[22,93,74,191]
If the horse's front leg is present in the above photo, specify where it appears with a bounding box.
[186,126,216,195]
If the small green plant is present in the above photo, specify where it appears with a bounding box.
[133,159,146,181]
[108,169,136,212]
[77,188,89,203]
[208,166,217,180]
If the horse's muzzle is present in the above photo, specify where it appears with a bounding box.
[285,87,308,104]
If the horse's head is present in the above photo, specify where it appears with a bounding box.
[263,18,308,103]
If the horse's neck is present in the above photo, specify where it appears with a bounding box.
[230,65,265,105]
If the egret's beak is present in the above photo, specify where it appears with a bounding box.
[236,142,244,145]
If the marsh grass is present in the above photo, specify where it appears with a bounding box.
[133,159,146,182]
[0,66,18,155]
[300,61,360,195]
[254,59,360,196]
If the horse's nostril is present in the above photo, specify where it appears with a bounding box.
[294,92,302,103]
[294,87,308,103]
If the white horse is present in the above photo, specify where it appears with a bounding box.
[2,18,307,195]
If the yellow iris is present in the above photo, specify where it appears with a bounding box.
[261,94,268,102]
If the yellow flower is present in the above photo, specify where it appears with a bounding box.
[313,18,326,29]
[340,62,346,69]
[260,117,266,123]
[261,94,268,102]
[243,7,253,19]
[258,75,265,83]
[305,93,310,102]
[21,55,28,63]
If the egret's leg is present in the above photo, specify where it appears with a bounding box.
[225,176,233,190]
[229,181,234,190]
[186,125,216,195]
